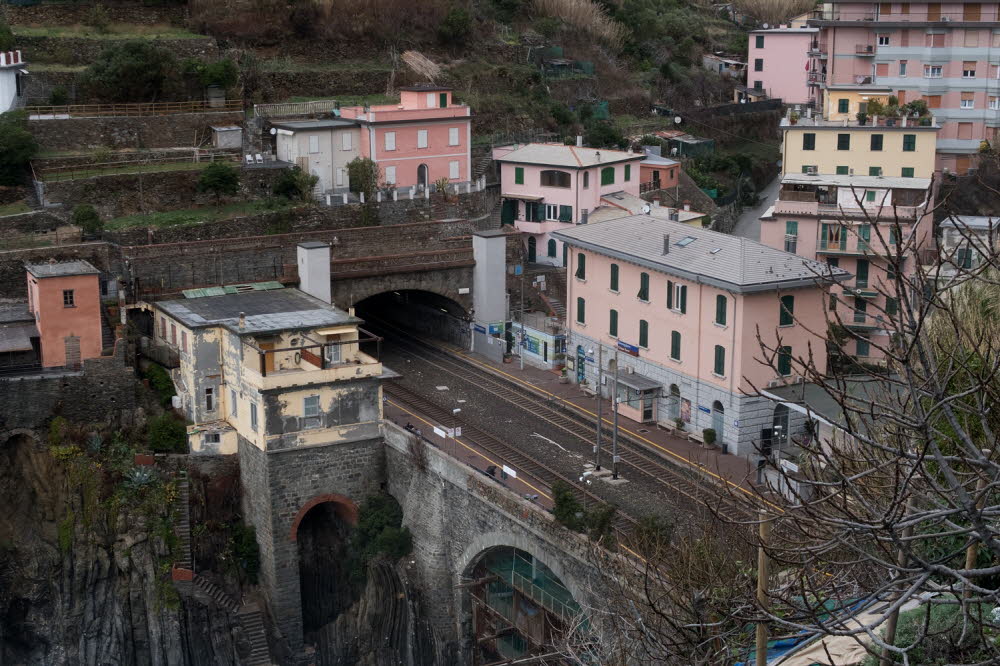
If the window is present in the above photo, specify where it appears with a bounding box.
[545,204,559,220]
[779,295,795,326]
[666,280,687,313]
[440,92,448,107]
[610,263,619,291]
[991,97,1000,111]
[878,34,890,46]
[600,166,615,185]
[886,297,898,316]
[670,331,681,361]
[559,205,572,222]
[230,389,238,417]
[869,166,882,176]
[785,220,798,253]
[308,135,320,154]
[828,257,839,268]
[385,132,396,151]
[957,246,975,269]
[838,98,849,114]
[755,35,764,48]
[866,191,877,203]
[856,337,870,357]
[964,3,981,21]
[858,224,871,251]
[901,167,914,177]
[160,318,166,337]
[449,161,460,179]
[925,95,942,109]
[754,58,763,71]
[777,346,792,376]
[924,65,942,78]
[802,133,816,151]
[624,164,631,181]
[304,395,320,418]
[384,166,396,184]
[837,134,850,150]
[514,166,524,185]
[171,323,177,345]
[963,61,977,78]
[902,134,916,151]
[204,433,220,445]
[181,330,187,353]
[856,259,870,287]
[959,122,974,139]
[875,63,889,78]
[250,403,258,432]
[575,253,586,279]
[899,61,907,77]
[637,272,650,301]
[205,387,215,412]
[583,171,589,188]
[889,227,899,245]
[961,92,975,109]
[871,134,883,151]
[713,345,726,376]
[609,309,618,336]
[63,289,75,307]
[341,132,352,151]
[639,320,649,348]
[576,297,586,324]
[336,167,345,187]
[754,80,763,90]
[715,294,727,326]
[854,298,867,323]
[547,239,557,257]
[449,127,460,146]
[927,33,945,48]
[417,130,428,148]
[540,170,571,188]
[835,165,850,175]
[829,292,838,311]
[802,165,818,174]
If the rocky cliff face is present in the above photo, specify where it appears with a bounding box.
[0,433,241,665]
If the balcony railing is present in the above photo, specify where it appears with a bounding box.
[808,42,827,57]
[807,72,826,84]
[855,44,876,55]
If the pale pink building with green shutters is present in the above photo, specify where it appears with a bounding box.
[553,215,850,459]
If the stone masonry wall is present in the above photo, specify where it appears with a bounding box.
[28,111,244,152]
[16,35,217,64]
[0,241,120,299]
[3,2,188,27]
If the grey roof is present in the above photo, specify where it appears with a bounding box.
[616,370,661,392]
[399,84,452,91]
[941,215,999,230]
[552,215,851,293]
[750,27,818,33]
[25,260,99,278]
[781,173,932,190]
[764,376,905,437]
[641,149,679,167]
[495,143,644,169]
[298,241,329,249]
[155,288,358,335]
[0,303,32,324]
[272,119,358,131]
[0,322,37,353]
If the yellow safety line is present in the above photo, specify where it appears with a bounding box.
[387,399,551,500]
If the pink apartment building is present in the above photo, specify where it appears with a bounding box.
[748,26,817,105]
[25,260,103,368]
[807,0,1000,173]
[339,84,472,189]
[493,143,645,266]
[553,215,849,458]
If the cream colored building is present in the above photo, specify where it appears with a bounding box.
[151,283,386,455]
[273,119,361,194]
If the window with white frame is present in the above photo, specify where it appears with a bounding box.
[877,34,890,45]
[324,337,342,364]
[448,127,459,146]
[384,131,396,151]
[545,204,559,220]
[308,135,319,154]
[204,433,220,445]
[303,395,321,428]
[230,389,237,417]
[250,403,258,432]
[924,65,943,78]
[963,61,977,77]
[991,97,999,110]
[417,130,428,148]
[341,132,352,151]
[961,95,974,109]
[449,161,460,179]
[385,166,397,184]
[426,92,436,107]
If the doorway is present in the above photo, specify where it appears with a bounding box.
[417,164,429,189]
[547,238,557,258]
[527,236,536,263]
[712,401,725,443]
[576,345,586,383]
[652,170,661,188]
[501,199,516,225]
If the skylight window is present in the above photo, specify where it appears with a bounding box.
[710,247,722,254]
[675,236,696,247]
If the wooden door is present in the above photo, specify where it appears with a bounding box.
[259,342,275,374]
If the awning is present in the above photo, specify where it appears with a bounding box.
[616,371,661,392]
[0,323,37,353]
[501,192,543,202]
[315,325,356,336]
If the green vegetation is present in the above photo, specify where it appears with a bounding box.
[197,162,240,202]
[551,480,618,542]
[0,16,15,51]
[72,204,103,234]
[262,59,392,73]
[41,160,215,183]
[0,111,39,186]
[142,363,176,407]
[12,24,206,40]
[438,6,473,45]
[183,57,239,89]
[862,603,998,665]
[48,85,70,106]
[105,199,300,231]
[58,509,75,554]
[221,524,260,585]
[273,166,318,202]
[147,413,187,453]
[81,41,180,103]
[349,494,412,585]
[0,201,31,217]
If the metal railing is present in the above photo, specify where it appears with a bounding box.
[26,99,242,118]
[855,44,876,55]
[252,100,339,119]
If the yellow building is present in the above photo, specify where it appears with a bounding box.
[151,283,386,455]
[781,116,939,179]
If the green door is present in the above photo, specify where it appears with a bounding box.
[501,199,516,225]
[562,243,568,267]
[527,236,537,263]
[439,92,448,108]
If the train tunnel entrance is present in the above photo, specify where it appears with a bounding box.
[355,290,470,348]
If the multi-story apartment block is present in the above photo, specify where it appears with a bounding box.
[748,26,819,105]
[493,143,645,266]
[930,214,998,281]
[553,215,848,458]
[807,0,1000,173]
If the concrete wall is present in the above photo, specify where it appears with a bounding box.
[28,111,244,152]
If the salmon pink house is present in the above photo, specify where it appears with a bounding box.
[553,215,849,459]
[25,260,103,368]
[493,143,644,266]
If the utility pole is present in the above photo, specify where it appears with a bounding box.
[594,344,603,471]
[519,268,525,371]
[611,348,620,480]
[756,510,771,666]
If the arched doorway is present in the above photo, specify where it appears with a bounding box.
[772,404,789,453]
[417,164,429,189]
[527,236,537,263]
[547,238,557,259]
[294,499,357,638]
[668,384,681,421]
[712,400,725,443]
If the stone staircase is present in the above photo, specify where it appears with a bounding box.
[99,303,116,351]
[173,471,193,571]
[472,152,494,180]
[193,574,239,613]
[237,604,271,666]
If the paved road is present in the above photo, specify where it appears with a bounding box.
[732,174,780,241]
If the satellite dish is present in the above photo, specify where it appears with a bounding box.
[674,116,682,125]
[763,23,769,28]
[642,204,651,215]
[269,128,277,135]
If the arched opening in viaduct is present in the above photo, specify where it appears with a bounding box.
[291,495,359,640]
[464,545,585,663]
[355,289,470,351]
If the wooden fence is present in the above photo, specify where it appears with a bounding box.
[36,151,240,182]
[26,99,243,118]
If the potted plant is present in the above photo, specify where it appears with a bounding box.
[702,428,717,446]
[856,111,868,125]
[674,417,685,431]
[559,367,569,384]
[789,111,800,125]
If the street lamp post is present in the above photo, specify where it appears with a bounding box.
[612,348,620,480]
[592,345,603,471]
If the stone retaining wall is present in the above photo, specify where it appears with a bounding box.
[28,110,244,152]
[0,241,120,299]
[4,3,188,27]
[16,34,217,64]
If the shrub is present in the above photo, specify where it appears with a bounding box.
[0,112,38,186]
[185,58,239,89]
[48,86,70,106]
[197,162,240,202]
[350,494,413,583]
[81,41,180,103]
[147,413,187,453]
[861,603,996,665]
[702,428,717,445]
[142,363,176,407]
[49,416,69,446]
[552,480,586,531]
[535,16,562,38]
[273,165,318,202]
[223,524,260,584]
[534,0,626,49]
[72,204,103,235]
[0,18,14,52]
[438,6,472,45]
[583,120,626,149]
[86,4,111,33]
[346,157,382,199]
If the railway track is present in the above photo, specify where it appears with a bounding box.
[368,317,754,520]
[384,381,639,539]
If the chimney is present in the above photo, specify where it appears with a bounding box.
[663,234,670,254]
[239,312,246,329]
[297,241,332,304]
[683,201,691,211]
[576,135,583,147]
[595,151,601,162]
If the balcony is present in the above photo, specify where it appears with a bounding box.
[855,44,876,56]
[808,42,827,58]
[807,71,826,86]
[243,329,384,391]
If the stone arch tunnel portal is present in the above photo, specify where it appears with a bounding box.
[354,289,470,349]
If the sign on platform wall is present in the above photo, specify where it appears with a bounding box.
[473,324,486,334]
[488,322,504,335]
[617,340,640,357]
[698,405,711,414]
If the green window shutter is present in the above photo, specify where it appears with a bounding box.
[838,98,849,113]
[756,35,764,48]
[903,134,916,151]
[577,297,585,323]
[785,221,798,236]
[802,133,815,150]
[666,280,674,309]
[610,263,619,291]
[869,166,881,176]
[514,167,524,185]
[559,205,573,222]
[639,320,648,348]
[837,134,850,150]
[886,297,898,316]
[575,252,586,279]
[777,346,792,376]
[866,191,876,202]
[958,247,973,269]
[547,239,557,257]
[870,134,883,151]
[856,338,870,357]
[713,345,725,376]
[624,164,632,181]
[836,166,849,175]
[715,294,727,325]
[859,224,871,251]
[609,309,618,336]
[638,272,649,301]
[780,295,794,326]
[601,167,615,185]
[440,92,448,108]
[679,285,687,313]
[889,227,899,244]
[839,226,847,250]
[901,167,914,177]
[670,331,680,360]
